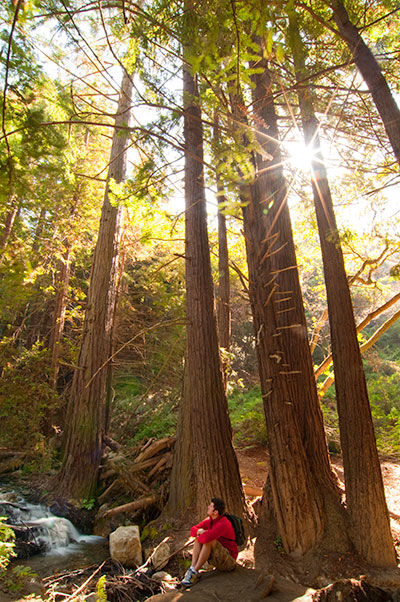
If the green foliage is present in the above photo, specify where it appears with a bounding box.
[322,365,400,457]
[274,536,285,555]
[140,525,159,542]
[129,399,177,445]
[81,498,96,511]
[0,518,15,572]
[0,565,37,593]
[96,575,108,602]
[0,342,58,449]
[228,387,267,446]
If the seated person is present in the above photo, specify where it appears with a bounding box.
[181,497,238,587]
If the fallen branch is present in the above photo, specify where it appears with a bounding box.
[135,437,175,464]
[102,494,158,519]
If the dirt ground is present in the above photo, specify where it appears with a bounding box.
[147,446,400,601]
[236,446,400,551]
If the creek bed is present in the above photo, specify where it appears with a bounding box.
[0,487,108,580]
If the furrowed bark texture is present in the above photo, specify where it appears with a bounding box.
[214,114,231,385]
[168,59,244,520]
[49,242,71,389]
[59,70,133,501]
[249,49,335,491]
[289,14,396,567]
[217,181,230,353]
[331,0,400,166]
[231,58,336,554]
[250,38,349,544]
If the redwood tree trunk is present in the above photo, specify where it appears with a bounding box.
[228,80,325,556]
[331,0,400,166]
[249,46,335,492]
[49,242,71,389]
[59,70,133,501]
[288,13,396,567]
[250,36,349,540]
[168,32,244,519]
[214,114,231,386]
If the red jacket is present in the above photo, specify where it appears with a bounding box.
[190,515,238,559]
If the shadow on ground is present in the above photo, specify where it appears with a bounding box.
[146,565,315,601]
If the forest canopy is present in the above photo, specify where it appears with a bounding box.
[0,0,399,571]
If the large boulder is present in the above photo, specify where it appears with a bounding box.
[109,525,142,567]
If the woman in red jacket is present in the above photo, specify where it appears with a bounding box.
[181,497,237,587]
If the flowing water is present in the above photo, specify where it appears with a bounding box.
[0,488,108,578]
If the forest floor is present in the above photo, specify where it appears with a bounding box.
[145,447,400,602]
[236,445,400,550]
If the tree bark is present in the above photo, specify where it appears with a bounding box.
[0,199,19,251]
[168,14,244,519]
[288,12,396,566]
[49,242,71,389]
[228,70,330,555]
[249,41,339,500]
[214,114,231,387]
[58,70,133,501]
[330,0,400,167]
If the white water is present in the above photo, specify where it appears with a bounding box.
[0,489,104,555]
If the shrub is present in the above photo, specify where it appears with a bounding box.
[228,387,267,446]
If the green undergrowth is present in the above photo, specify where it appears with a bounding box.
[228,387,267,446]
[322,367,400,457]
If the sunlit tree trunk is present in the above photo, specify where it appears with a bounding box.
[49,241,71,389]
[32,208,46,253]
[331,0,400,166]
[214,114,231,387]
[0,199,19,251]
[168,9,244,519]
[229,88,324,556]
[58,70,133,501]
[288,13,396,567]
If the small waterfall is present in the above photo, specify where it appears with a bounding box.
[0,489,104,555]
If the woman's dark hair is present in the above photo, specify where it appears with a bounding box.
[211,497,225,515]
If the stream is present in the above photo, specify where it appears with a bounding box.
[0,487,108,579]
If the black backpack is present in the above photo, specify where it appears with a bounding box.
[225,513,245,546]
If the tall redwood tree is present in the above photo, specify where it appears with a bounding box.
[168,3,244,519]
[288,12,396,566]
[59,70,133,501]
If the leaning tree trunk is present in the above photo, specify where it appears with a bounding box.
[331,0,400,167]
[288,12,396,567]
[168,19,244,519]
[58,70,133,501]
[213,113,231,387]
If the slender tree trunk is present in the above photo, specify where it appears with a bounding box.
[58,70,133,501]
[0,200,19,251]
[49,242,71,389]
[32,208,46,253]
[214,114,231,387]
[331,0,400,166]
[288,13,396,567]
[168,18,244,519]
[315,292,400,379]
